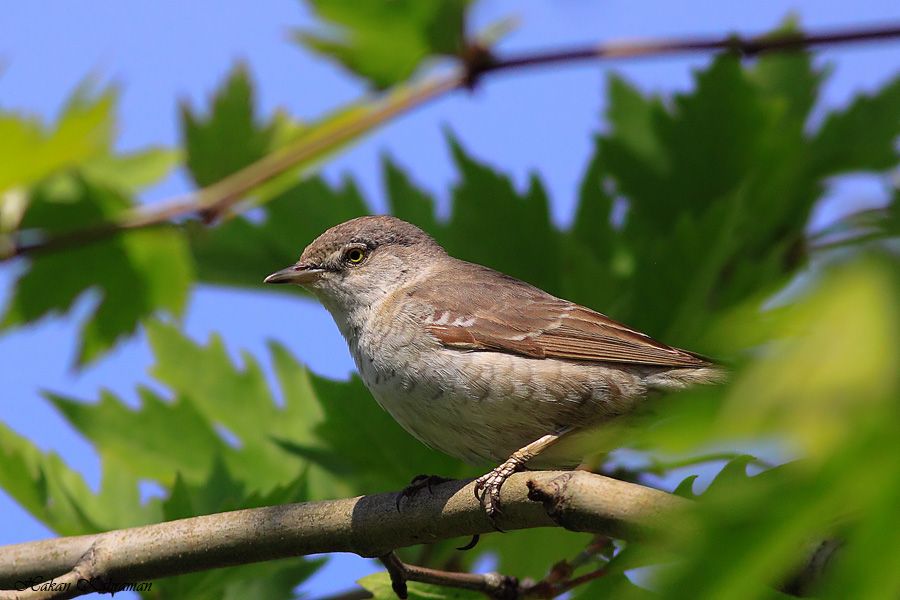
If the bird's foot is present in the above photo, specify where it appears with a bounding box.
[473,458,526,531]
[396,474,454,512]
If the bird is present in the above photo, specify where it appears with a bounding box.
[265,215,723,521]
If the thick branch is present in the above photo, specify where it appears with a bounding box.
[4,23,899,262]
[0,472,682,597]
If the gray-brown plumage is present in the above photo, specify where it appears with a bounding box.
[266,215,723,518]
[412,264,709,367]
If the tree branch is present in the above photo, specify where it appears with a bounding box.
[0,472,683,598]
[476,23,900,78]
[4,23,899,262]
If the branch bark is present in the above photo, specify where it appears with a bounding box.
[4,23,899,262]
[0,472,683,598]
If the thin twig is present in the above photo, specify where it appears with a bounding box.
[524,565,610,599]
[7,197,193,257]
[376,537,614,600]
[380,551,519,599]
[476,23,900,78]
[4,23,900,262]
[518,536,613,599]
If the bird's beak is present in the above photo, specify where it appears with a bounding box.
[264,264,324,285]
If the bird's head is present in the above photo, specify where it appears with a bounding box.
[264,215,445,314]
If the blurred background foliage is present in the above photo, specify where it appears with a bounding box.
[1,1,899,598]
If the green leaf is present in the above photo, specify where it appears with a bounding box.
[179,59,420,218]
[0,422,156,535]
[2,177,192,364]
[442,135,562,294]
[144,321,320,492]
[385,155,440,233]
[571,135,616,261]
[749,19,826,123]
[358,572,482,600]
[40,320,309,494]
[180,65,449,217]
[575,51,845,346]
[701,455,755,497]
[480,528,594,580]
[181,64,281,187]
[161,458,308,520]
[810,76,900,175]
[821,460,900,599]
[297,0,470,89]
[0,84,115,195]
[720,260,899,456]
[672,474,699,499]
[652,457,883,599]
[80,146,180,193]
[603,75,667,169]
[621,257,900,599]
[155,556,322,600]
[47,387,226,486]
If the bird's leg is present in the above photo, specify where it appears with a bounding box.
[474,428,572,527]
[396,474,455,512]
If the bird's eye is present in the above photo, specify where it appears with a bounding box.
[345,248,366,264]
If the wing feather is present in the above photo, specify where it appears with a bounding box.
[412,261,711,368]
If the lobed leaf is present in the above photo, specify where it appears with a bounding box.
[296,0,470,89]
[0,85,115,197]
[358,572,482,600]
[620,258,900,598]
[0,422,157,536]
[810,76,900,176]
[2,177,192,364]
[181,64,282,188]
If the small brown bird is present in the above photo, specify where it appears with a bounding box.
[266,216,722,520]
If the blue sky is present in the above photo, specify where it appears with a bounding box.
[1,1,898,596]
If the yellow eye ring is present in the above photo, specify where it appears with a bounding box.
[346,248,365,264]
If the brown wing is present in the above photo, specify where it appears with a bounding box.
[410,262,710,368]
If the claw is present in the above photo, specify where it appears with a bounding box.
[473,465,519,532]
[396,474,453,512]
[456,534,481,551]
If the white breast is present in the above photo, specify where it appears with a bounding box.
[326,291,648,466]
[351,326,647,466]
